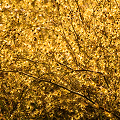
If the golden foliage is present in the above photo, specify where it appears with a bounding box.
[0,0,120,119]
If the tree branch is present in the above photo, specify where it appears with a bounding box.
[0,69,95,104]
[0,69,119,119]
[55,61,109,88]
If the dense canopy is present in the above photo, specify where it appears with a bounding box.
[0,0,120,119]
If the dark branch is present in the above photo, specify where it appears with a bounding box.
[0,69,119,119]
[0,69,95,104]
[56,61,109,88]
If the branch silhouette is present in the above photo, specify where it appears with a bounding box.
[0,69,119,119]
[55,60,109,88]
[0,69,95,104]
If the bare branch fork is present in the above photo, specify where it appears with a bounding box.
[0,69,119,119]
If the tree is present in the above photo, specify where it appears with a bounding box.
[0,0,120,119]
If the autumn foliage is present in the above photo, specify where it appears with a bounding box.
[0,0,120,119]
